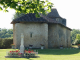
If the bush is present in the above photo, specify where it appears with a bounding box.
[0,38,13,49]
[0,38,3,48]
[73,39,80,45]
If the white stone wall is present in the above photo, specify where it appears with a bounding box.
[14,22,48,48]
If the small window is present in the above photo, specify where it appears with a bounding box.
[56,18,59,21]
[30,32,33,38]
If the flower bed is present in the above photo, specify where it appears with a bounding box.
[6,49,39,58]
[25,49,38,57]
[7,50,22,57]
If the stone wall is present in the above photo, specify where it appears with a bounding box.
[13,22,71,49]
[13,24,16,47]
[48,24,71,48]
[48,24,58,48]
[13,22,48,49]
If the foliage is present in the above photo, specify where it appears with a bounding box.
[78,44,80,45]
[73,34,80,45]
[71,29,80,43]
[11,43,15,46]
[76,34,80,40]
[0,0,53,17]
[13,12,25,19]
[0,28,13,38]
[73,39,80,45]
[0,38,13,48]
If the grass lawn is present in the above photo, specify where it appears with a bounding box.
[0,48,80,60]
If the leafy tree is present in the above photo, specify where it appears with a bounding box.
[71,29,80,44]
[13,12,25,19]
[1,29,7,34]
[5,33,11,37]
[0,0,53,17]
[76,34,80,40]
[74,34,80,44]
[71,29,80,41]
[7,29,13,34]
[0,28,13,38]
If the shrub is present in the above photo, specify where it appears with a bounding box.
[73,39,80,45]
[0,38,3,48]
[0,38,13,49]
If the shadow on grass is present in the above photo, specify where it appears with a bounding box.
[5,58,33,60]
[35,49,80,55]
[5,56,39,60]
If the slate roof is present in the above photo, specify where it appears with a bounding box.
[47,9,61,18]
[11,9,72,30]
[11,13,57,24]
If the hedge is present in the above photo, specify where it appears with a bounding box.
[0,38,13,49]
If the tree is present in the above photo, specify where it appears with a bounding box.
[71,29,80,41]
[13,12,25,19]
[7,29,13,34]
[0,0,53,17]
[0,28,13,38]
[74,34,80,44]
[71,29,80,44]
[76,34,80,40]
[1,29,7,34]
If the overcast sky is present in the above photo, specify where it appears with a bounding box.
[0,0,80,29]
[51,0,80,29]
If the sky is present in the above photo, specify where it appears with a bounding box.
[0,0,80,29]
[0,9,15,29]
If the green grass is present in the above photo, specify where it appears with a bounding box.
[0,48,80,60]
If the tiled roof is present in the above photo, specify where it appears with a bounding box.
[11,13,57,24]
